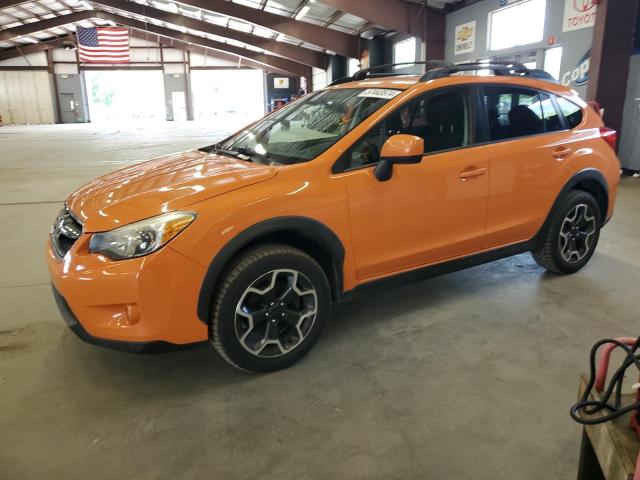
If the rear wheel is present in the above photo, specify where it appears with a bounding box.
[532,190,601,274]
[209,244,331,372]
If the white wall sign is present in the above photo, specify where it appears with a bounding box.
[273,77,289,89]
[562,0,597,32]
[454,21,476,55]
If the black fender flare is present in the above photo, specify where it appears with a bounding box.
[197,216,345,324]
[532,168,609,248]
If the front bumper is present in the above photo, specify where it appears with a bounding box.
[47,235,209,347]
[52,286,184,353]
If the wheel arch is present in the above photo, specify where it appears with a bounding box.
[532,168,609,249]
[197,216,345,324]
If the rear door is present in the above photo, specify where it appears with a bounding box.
[480,85,569,248]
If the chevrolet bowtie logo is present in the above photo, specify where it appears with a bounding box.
[457,26,473,42]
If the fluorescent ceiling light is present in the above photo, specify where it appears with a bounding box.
[295,5,310,20]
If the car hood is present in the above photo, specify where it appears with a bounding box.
[67,149,278,232]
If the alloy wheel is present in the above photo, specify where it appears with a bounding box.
[234,269,318,358]
[558,203,597,264]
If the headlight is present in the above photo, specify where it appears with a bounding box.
[88,211,196,260]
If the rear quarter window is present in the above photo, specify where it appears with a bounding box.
[555,96,583,129]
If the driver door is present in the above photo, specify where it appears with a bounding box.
[335,87,490,282]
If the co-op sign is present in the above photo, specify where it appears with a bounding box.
[560,0,596,87]
[562,49,590,87]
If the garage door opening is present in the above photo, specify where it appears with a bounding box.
[191,69,265,132]
[85,70,165,122]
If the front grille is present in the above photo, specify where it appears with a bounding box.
[50,205,83,258]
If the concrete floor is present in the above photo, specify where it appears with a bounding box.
[1,122,639,479]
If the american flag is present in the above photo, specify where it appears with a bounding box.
[76,27,130,63]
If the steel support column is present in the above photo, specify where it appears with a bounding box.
[587,0,640,142]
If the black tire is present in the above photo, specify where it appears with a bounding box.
[532,190,601,274]
[209,244,331,372]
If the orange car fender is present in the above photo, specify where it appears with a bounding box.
[167,162,357,323]
[530,167,610,251]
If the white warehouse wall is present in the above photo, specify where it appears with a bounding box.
[0,70,55,124]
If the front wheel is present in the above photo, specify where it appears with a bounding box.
[209,244,331,372]
[532,190,601,274]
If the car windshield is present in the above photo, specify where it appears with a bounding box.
[212,88,402,165]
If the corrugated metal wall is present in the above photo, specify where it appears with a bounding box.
[619,54,640,171]
[0,71,55,125]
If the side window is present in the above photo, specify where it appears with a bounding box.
[538,92,563,132]
[483,86,544,140]
[420,90,470,154]
[341,89,471,170]
[343,102,419,170]
[556,96,583,129]
[345,123,386,170]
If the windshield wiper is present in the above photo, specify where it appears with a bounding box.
[210,144,282,165]
[210,145,253,161]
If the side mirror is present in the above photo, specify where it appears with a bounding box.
[373,134,424,182]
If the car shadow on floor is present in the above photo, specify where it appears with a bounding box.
[323,250,639,342]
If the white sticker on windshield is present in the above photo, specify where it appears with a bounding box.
[357,88,401,99]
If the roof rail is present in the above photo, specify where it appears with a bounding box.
[327,60,558,87]
[420,61,558,82]
[328,60,454,86]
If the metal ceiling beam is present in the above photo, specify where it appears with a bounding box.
[0,29,294,77]
[0,0,360,56]
[175,0,359,58]
[354,21,374,35]
[93,0,327,68]
[323,10,345,28]
[0,0,29,9]
[0,8,24,45]
[94,10,311,77]
[319,0,442,40]
[128,30,292,76]
[0,10,94,41]
[14,3,73,37]
[0,37,66,61]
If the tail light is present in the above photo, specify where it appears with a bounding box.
[599,126,617,150]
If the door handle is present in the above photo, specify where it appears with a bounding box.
[552,147,573,159]
[458,167,487,180]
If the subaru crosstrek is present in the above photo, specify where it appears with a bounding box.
[47,62,621,372]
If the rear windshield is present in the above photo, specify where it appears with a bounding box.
[215,88,401,165]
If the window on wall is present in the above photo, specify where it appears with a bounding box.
[393,38,416,69]
[543,46,563,81]
[489,0,546,51]
[348,58,360,76]
[312,67,326,91]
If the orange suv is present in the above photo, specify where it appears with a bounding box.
[48,61,620,372]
